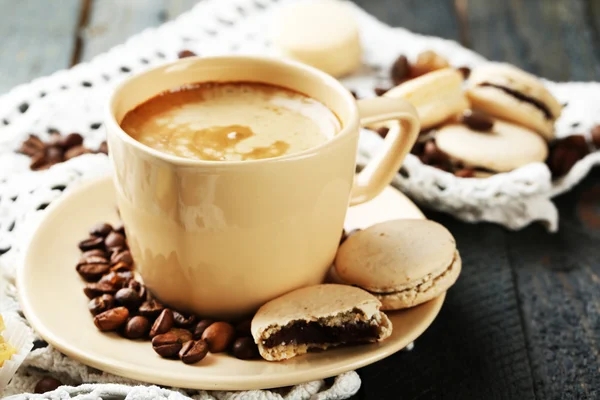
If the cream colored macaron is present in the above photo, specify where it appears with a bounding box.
[271,0,362,78]
[435,119,548,172]
[333,220,461,310]
[466,63,562,140]
[251,284,392,361]
[383,69,469,130]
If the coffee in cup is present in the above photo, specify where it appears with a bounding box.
[119,82,341,161]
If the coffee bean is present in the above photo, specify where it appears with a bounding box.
[410,50,450,78]
[201,321,235,353]
[115,287,142,310]
[422,141,449,165]
[82,249,108,259]
[98,141,108,155]
[59,133,84,149]
[94,306,129,331]
[34,377,62,393]
[77,254,109,266]
[374,87,390,96]
[376,127,390,138]
[150,309,175,338]
[173,311,197,328]
[591,125,600,149]
[454,168,475,178]
[547,141,584,178]
[110,261,133,273]
[110,249,133,265]
[232,337,259,360]
[193,319,215,340]
[152,332,182,358]
[78,236,105,252]
[48,132,62,147]
[90,222,113,238]
[99,271,133,289]
[391,55,410,85]
[76,261,110,282]
[179,339,209,364]
[125,316,150,339]
[128,280,146,299]
[457,66,471,79]
[170,327,193,343]
[113,222,125,235]
[139,299,165,320]
[46,146,64,164]
[561,135,590,158]
[84,282,117,299]
[105,231,125,248]
[460,110,494,132]
[19,134,46,157]
[235,319,252,337]
[88,294,115,316]
[410,141,425,156]
[29,152,49,170]
[178,49,197,58]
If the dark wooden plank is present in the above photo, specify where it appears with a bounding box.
[0,0,82,93]
[505,169,600,400]
[464,0,600,81]
[352,0,461,42]
[355,219,536,400]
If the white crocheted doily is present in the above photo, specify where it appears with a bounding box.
[0,0,599,397]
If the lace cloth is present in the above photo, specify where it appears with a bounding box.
[0,0,599,397]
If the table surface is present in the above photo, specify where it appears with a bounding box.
[1,1,599,399]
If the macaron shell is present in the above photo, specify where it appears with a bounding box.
[384,68,469,130]
[435,120,548,172]
[334,219,457,293]
[251,284,383,339]
[377,251,461,310]
[272,0,362,77]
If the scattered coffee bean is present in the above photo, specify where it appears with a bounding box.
[105,231,125,248]
[232,337,259,360]
[391,55,410,85]
[193,319,215,340]
[547,135,589,178]
[173,311,197,328]
[454,168,475,178]
[170,327,193,343]
[19,135,46,157]
[410,50,450,78]
[94,306,129,331]
[591,125,600,149]
[45,146,64,164]
[457,66,471,79]
[110,261,133,273]
[110,249,133,266]
[83,282,117,299]
[82,249,108,259]
[422,141,449,165]
[376,127,390,138]
[460,110,494,132]
[139,299,165,320]
[65,145,89,160]
[150,309,175,338]
[59,133,84,149]
[48,132,62,147]
[128,280,146,299]
[179,339,209,364]
[90,222,113,237]
[76,260,110,282]
[125,316,150,339]
[115,287,142,310]
[99,271,133,289]
[178,49,197,58]
[34,377,63,394]
[561,135,590,158]
[201,321,235,353]
[29,151,49,170]
[235,319,252,337]
[78,236,105,252]
[374,87,390,96]
[88,294,115,316]
[152,332,182,358]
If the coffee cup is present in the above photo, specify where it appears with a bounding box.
[106,56,419,318]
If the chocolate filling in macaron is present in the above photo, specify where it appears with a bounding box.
[479,83,554,119]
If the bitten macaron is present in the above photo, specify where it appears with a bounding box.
[466,62,562,140]
[333,219,461,310]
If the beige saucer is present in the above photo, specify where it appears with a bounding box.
[18,175,443,391]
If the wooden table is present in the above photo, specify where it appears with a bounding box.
[1,1,599,399]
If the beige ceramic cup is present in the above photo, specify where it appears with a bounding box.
[106,56,419,318]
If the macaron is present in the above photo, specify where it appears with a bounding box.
[384,68,470,130]
[435,118,548,172]
[466,62,562,140]
[271,0,362,78]
[251,284,392,361]
[333,219,461,310]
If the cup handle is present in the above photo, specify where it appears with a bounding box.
[349,96,420,206]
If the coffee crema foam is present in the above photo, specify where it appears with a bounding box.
[120,82,341,161]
